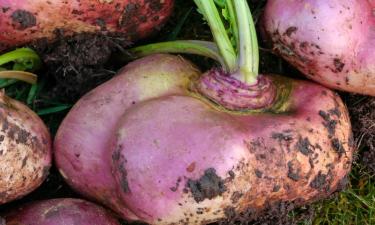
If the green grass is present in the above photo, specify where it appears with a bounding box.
[310,163,375,225]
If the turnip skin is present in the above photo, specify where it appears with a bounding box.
[0,0,174,52]
[0,92,51,205]
[55,54,353,224]
[261,0,375,95]
[4,198,120,225]
[54,54,200,220]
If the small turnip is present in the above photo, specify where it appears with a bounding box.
[261,0,375,95]
[55,0,354,224]
[0,48,51,205]
[4,198,120,225]
[0,0,174,52]
[0,91,51,205]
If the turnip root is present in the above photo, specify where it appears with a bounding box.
[0,91,51,204]
[4,198,120,225]
[261,0,375,96]
[0,0,174,52]
[55,0,354,224]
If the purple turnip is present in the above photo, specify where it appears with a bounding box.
[0,0,174,52]
[261,0,375,95]
[0,48,51,205]
[55,0,354,224]
[4,198,120,225]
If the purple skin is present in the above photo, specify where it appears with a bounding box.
[55,54,353,224]
[261,0,375,96]
[54,54,199,220]
[4,198,120,225]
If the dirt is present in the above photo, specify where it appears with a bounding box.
[344,94,375,174]
[187,168,226,203]
[112,145,130,193]
[287,160,301,181]
[30,32,131,102]
[333,58,345,73]
[318,110,338,137]
[216,201,315,225]
[310,171,329,191]
[296,136,314,156]
[11,10,36,30]
[331,138,345,158]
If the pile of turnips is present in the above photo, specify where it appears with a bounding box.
[0,0,175,224]
[55,0,353,224]
[1,0,374,224]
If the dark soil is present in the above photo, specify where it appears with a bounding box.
[30,31,131,102]
[187,168,226,203]
[344,94,375,174]
[216,202,315,225]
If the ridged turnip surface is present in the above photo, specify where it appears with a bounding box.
[0,91,51,205]
[55,54,354,224]
[4,198,120,225]
[261,0,375,96]
[0,0,174,52]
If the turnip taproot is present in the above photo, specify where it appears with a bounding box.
[0,0,174,52]
[0,48,51,205]
[55,0,354,224]
[261,0,375,96]
[4,198,120,225]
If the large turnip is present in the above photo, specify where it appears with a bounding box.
[55,0,354,224]
[0,0,174,52]
[261,0,375,96]
[4,198,120,225]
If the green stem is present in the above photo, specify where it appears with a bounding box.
[0,48,42,72]
[122,0,260,85]
[194,0,237,72]
[128,40,226,68]
[225,0,238,50]
[212,0,238,50]
[232,0,259,84]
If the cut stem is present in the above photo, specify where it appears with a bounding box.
[122,0,261,85]
[232,0,259,84]
[0,71,37,84]
[194,0,237,72]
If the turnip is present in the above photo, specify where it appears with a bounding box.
[55,0,354,224]
[3,198,120,225]
[261,0,375,96]
[0,0,174,52]
[0,48,51,205]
